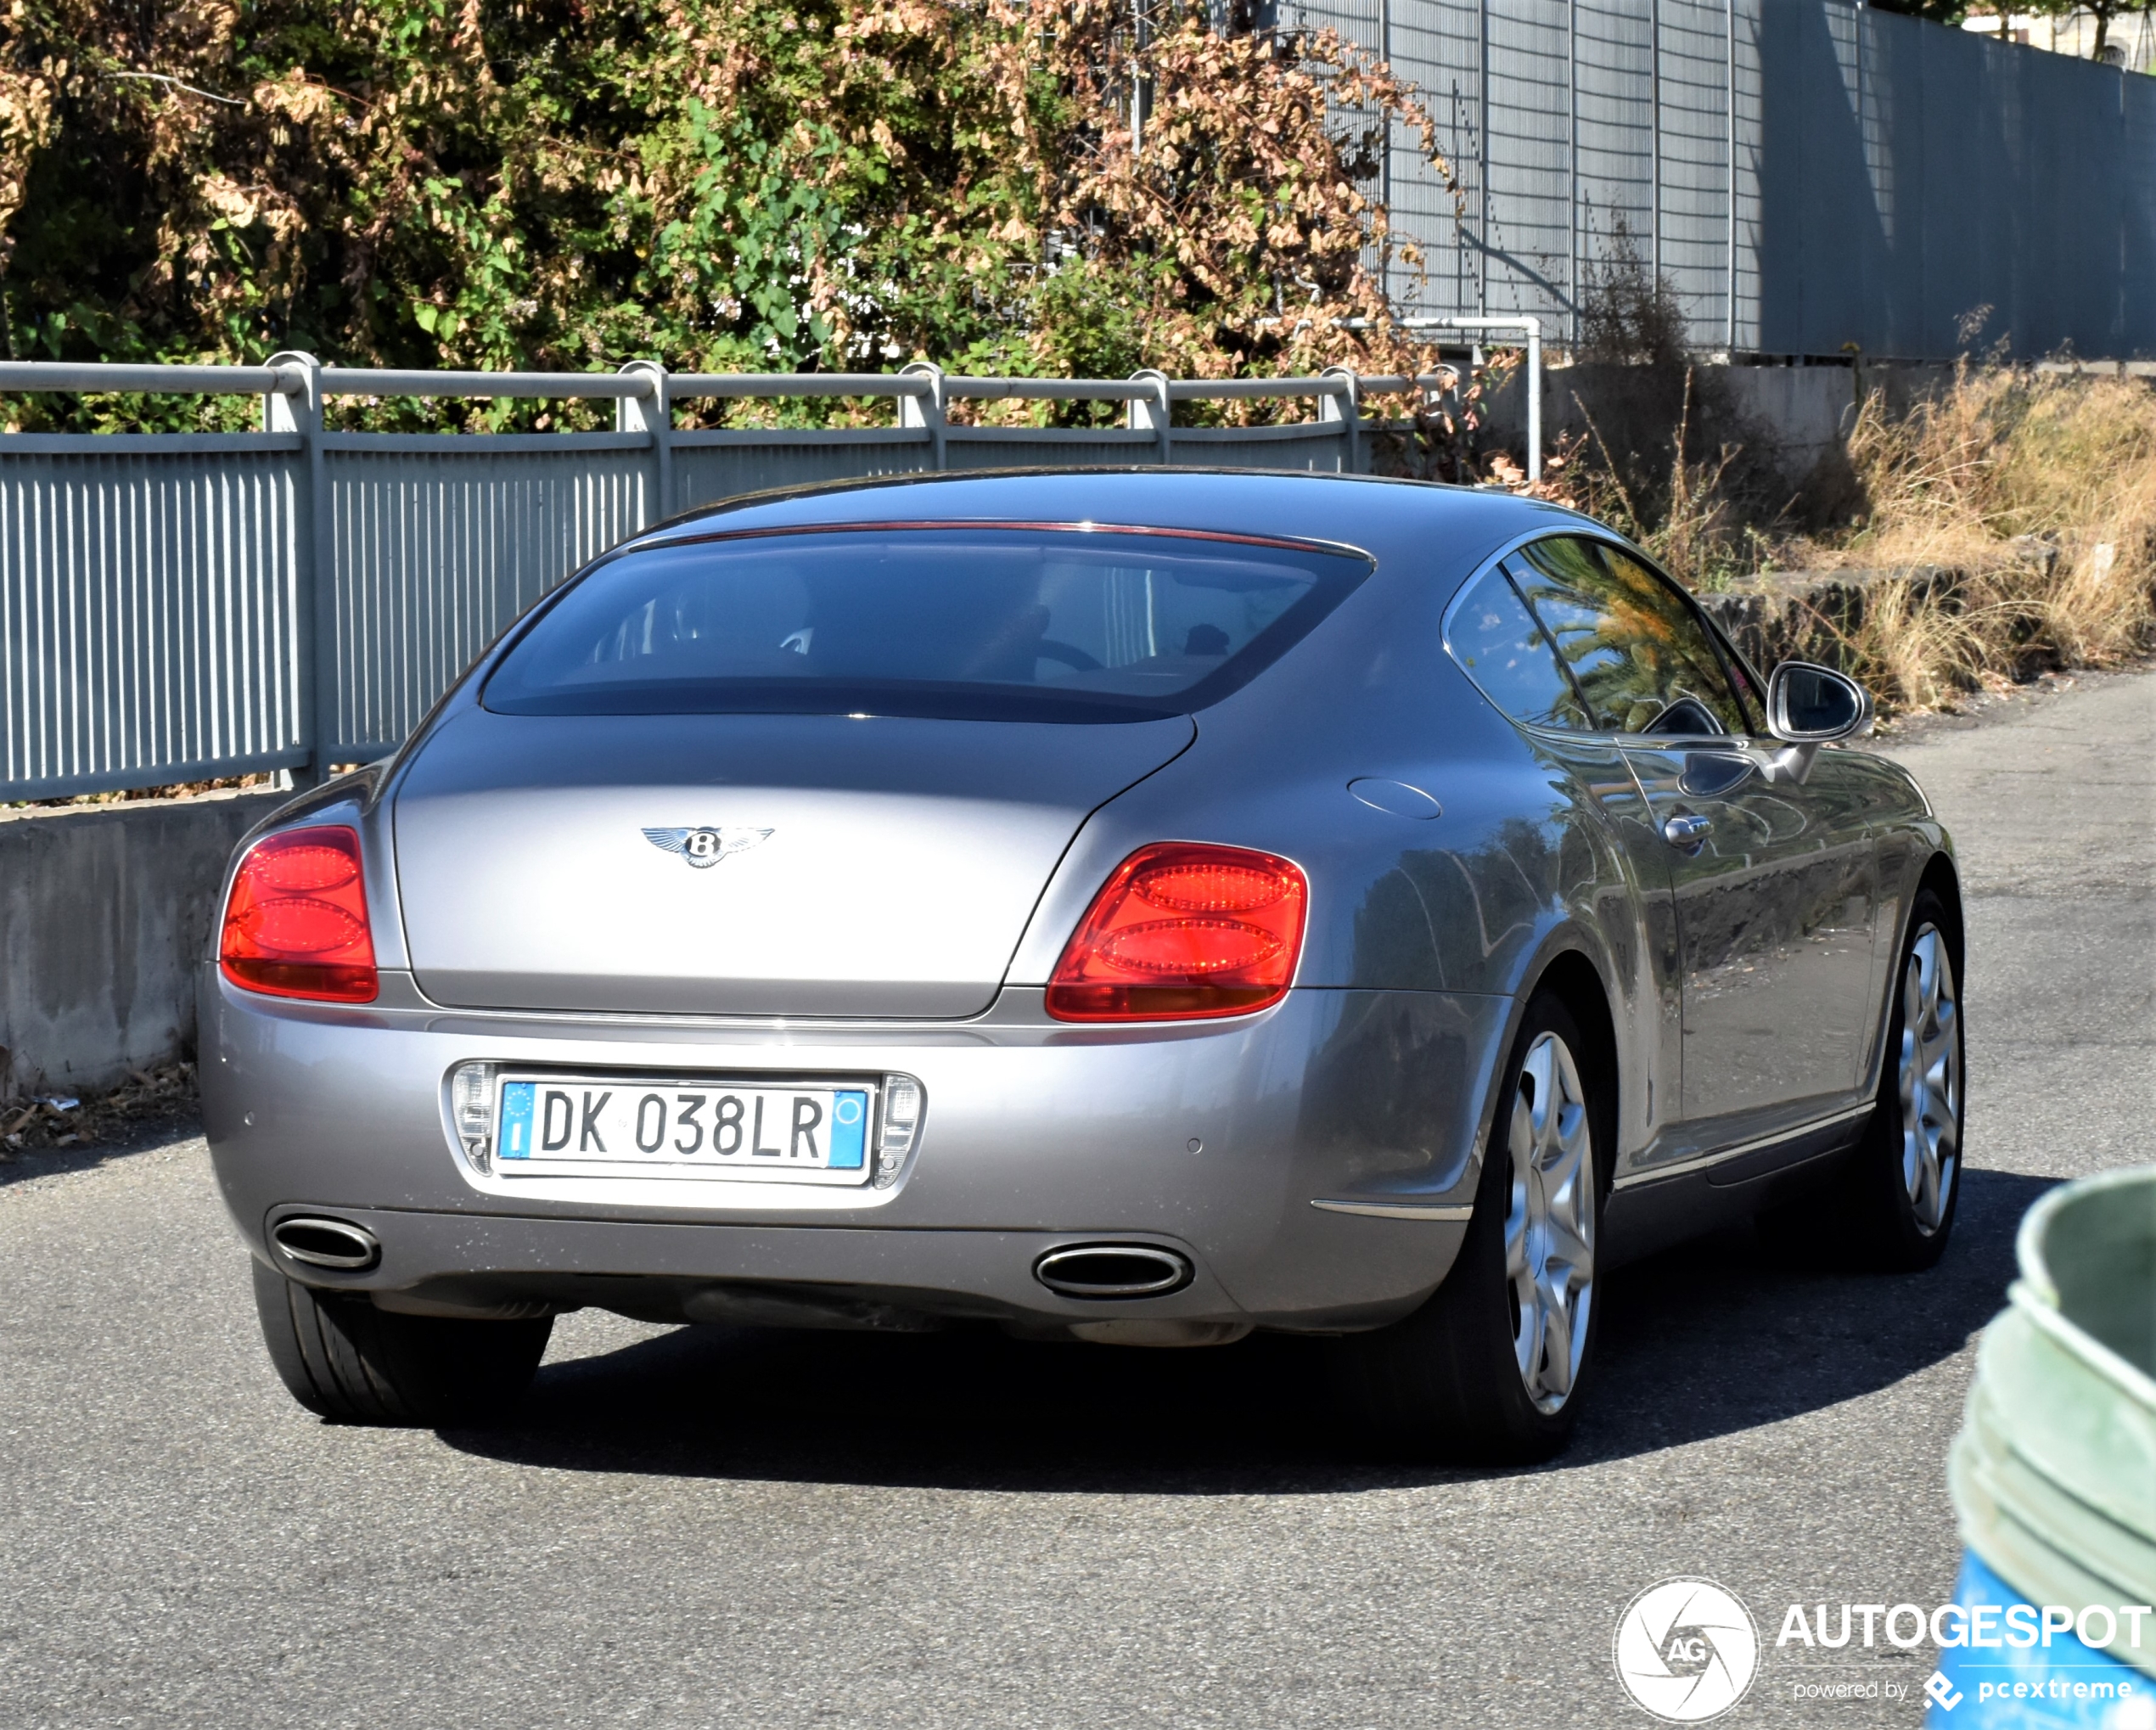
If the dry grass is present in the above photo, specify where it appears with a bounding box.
[1541,366,1777,593]
[1805,367,2156,708]
[1539,362,2156,713]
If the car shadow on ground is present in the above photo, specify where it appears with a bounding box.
[444,1166,2055,1492]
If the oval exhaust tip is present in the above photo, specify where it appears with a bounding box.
[272,1216,380,1272]
[1035,1244,1192,1300]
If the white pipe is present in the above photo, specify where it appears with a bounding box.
[1400,316,1542,481]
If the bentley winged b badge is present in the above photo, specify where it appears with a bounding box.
[642,826,773,869]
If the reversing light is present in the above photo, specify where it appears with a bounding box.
[875,1075,924,1187]
[1046,842,1308,1022]
[451,1062,499,1171]
[219,826,379,1003]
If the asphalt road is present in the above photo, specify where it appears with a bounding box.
[3,670,2150,1730]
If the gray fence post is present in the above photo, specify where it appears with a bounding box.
[899,362,946,469]
[264,351,328,786]
[615,359,672,525]
[1127,370,1173,463]
[1319,368,1362,473]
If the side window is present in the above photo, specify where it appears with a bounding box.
[1508,537,1751,737]
[1445,564,1594,730]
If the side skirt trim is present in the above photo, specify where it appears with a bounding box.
[1611,1100,1874,1192]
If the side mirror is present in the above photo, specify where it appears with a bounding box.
[1766,661,1872,744]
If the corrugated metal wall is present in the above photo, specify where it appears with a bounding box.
[1755,3,2156,357]
[0,413,1356,798]
[0,439,305,798]
[673,431,934,514]
[1292,0,2156,357]
[323,436,651,755]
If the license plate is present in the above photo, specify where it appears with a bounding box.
[493,1076,875,1185]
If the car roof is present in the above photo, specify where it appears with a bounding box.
[626,467,1600,568]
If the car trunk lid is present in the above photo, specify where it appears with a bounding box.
[393,710,1193,1016]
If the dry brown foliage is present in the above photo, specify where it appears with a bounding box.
[1794,366,2156,708]
[0,0,1463,430]
[0,1061,198,1152]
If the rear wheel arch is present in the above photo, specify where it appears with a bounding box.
[1913,853,1965,972]
[1527,949,1620,1188]
[1337,963,1616,1459]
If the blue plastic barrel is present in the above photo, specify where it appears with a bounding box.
[1929,1167,2156,1727]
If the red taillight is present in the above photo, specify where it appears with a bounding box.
[1046,842,1308,1022]
[219,826,378,1003]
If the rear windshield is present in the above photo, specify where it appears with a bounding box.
[482,525,1373,722]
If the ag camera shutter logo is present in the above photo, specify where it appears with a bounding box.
[1614,1578,1760,1722]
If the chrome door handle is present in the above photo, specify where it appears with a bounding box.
[1662,813,1712,849]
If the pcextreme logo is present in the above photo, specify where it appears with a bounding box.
[1614,1578,1761,1723]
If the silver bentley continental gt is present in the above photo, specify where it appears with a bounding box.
[201,469,1965,1460]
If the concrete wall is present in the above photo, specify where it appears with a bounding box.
[0,790,286,1098]
[1479,361,1959,491]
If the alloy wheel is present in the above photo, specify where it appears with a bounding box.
[1898,924,1962,1235]
[1504,1031,1596,1414]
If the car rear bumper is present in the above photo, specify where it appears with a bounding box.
[200,967,1511,1333]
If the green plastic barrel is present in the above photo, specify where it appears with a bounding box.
[1949,1164,2156,1678]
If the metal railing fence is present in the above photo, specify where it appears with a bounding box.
[0,356,1511,801]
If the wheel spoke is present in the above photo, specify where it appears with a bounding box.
[1541,1102,1589,1182]
[1542,1188,1594,1270]
[1504,1090,1534,1284]
[1536,1274,1576,1400]
[1513,1267,1546,1384]
[1913,1132,1940,1220]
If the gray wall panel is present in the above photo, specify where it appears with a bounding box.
[324,447,648,754]
[1485,0,1575,317]
[2125,76,2156,354]
[1575,0,1659,324]
[1300,0,2153,357]
[0,448,300,799]
[943,430,1160,469]
[1168,428,1355,469]
[1732,0,1763,350]
[1658,0,1737,341]
[674,435,932,513]
[1747,0,2152,356]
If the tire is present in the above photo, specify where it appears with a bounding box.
[251,1259,553,1426]
[1337,991,1611,1463]
[1844,889,1966,1271]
